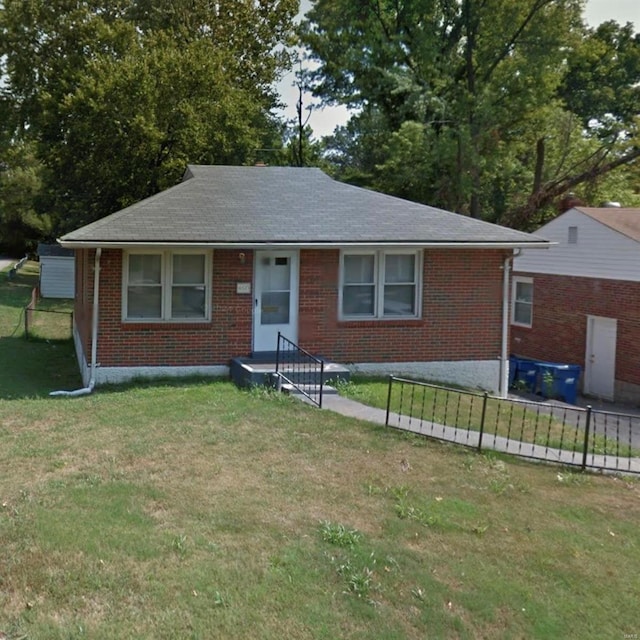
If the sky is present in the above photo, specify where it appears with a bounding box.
[278,0,640,139]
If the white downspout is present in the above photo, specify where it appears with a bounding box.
[50,248,102,397]
[499,250,517,399]
[499,256,513,398]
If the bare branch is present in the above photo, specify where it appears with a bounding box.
[500,146,640,229]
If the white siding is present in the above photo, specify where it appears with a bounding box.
[40,256,75,298]
[514,209,640,282]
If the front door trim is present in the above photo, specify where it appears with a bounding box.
[252,249,299,352]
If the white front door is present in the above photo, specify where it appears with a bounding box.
[584,315,617,400]
[253,250,299,352]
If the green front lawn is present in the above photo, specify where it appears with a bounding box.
[1,265,639,639]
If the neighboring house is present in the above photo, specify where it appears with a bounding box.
[37,243,75,298]
[511,206,640,402]
[58,165,549,392]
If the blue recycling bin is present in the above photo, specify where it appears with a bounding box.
[538,363,581,404]
[511,357,539,393]
[508,356,518,388]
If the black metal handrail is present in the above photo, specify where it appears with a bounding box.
[275,332,325,408]
[385,376,640,475]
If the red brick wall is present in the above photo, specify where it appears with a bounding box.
[92,249,254,367]
[511,272,640,387]
[84,247,507,367]
[298,249,506,362]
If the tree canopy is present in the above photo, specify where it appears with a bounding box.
[1,0,639,254]
[300,0,640,228]
[0,0,298,249]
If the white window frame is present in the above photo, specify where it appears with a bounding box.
[122,250,212,322]
[339,249,422,320]
[511,276,533,328]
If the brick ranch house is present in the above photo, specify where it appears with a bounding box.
[58,165,549,395]
[511,206,640,402]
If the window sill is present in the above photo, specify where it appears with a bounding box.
[121,319,211,330]
[338,317,423,328]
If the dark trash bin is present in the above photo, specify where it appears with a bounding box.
[509,356,518,388]
[538,363,581,404]
[511,357,539,393]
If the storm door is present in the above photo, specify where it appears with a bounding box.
[253,251,299,352]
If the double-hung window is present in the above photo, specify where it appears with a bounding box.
[511,276,533,327]
[124,251,210,321]
[341,250,421,319]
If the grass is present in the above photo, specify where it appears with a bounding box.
[25,296,74,341]
[1,266,640,638]
[338,377,640,458]
[0,262,80,398]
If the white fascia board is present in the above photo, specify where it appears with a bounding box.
[57,240,553,250]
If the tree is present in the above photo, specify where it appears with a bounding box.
[300,0,640,228]
[499,18,640,228]
[560,20,640,138]
[0,142,48,255]
[41,34,288,231]
[0,0,298,235]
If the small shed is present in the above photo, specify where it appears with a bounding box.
[38,243,75,299]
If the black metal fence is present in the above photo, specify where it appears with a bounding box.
[385,376,640,474]
[275,332,326,408]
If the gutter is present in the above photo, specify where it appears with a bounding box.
[57,240,554,250]
[50,248,102,397]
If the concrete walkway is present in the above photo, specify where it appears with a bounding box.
[319,393,640,475]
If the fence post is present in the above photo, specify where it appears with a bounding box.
[275,331,281,374]
[319,360,324,409]
[581,405,592,471]
[477,392,489,452]
[385,376,394,426]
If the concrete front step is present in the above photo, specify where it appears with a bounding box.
[230,356,350,389]
[281,383,339,396]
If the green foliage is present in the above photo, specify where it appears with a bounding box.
[275,124,331,169]
[171,533,189,558]
[301,0,640,227]
[0,0,298,237]
[335,560,375,599]
[43,33,285,233]
[560,20,640,137]
[0,142,50,254]
[319,521,362,547]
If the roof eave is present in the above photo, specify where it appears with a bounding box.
[58,239,553,250]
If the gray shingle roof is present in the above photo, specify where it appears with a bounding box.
[37,243,74,257]
[60,165,548,246]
